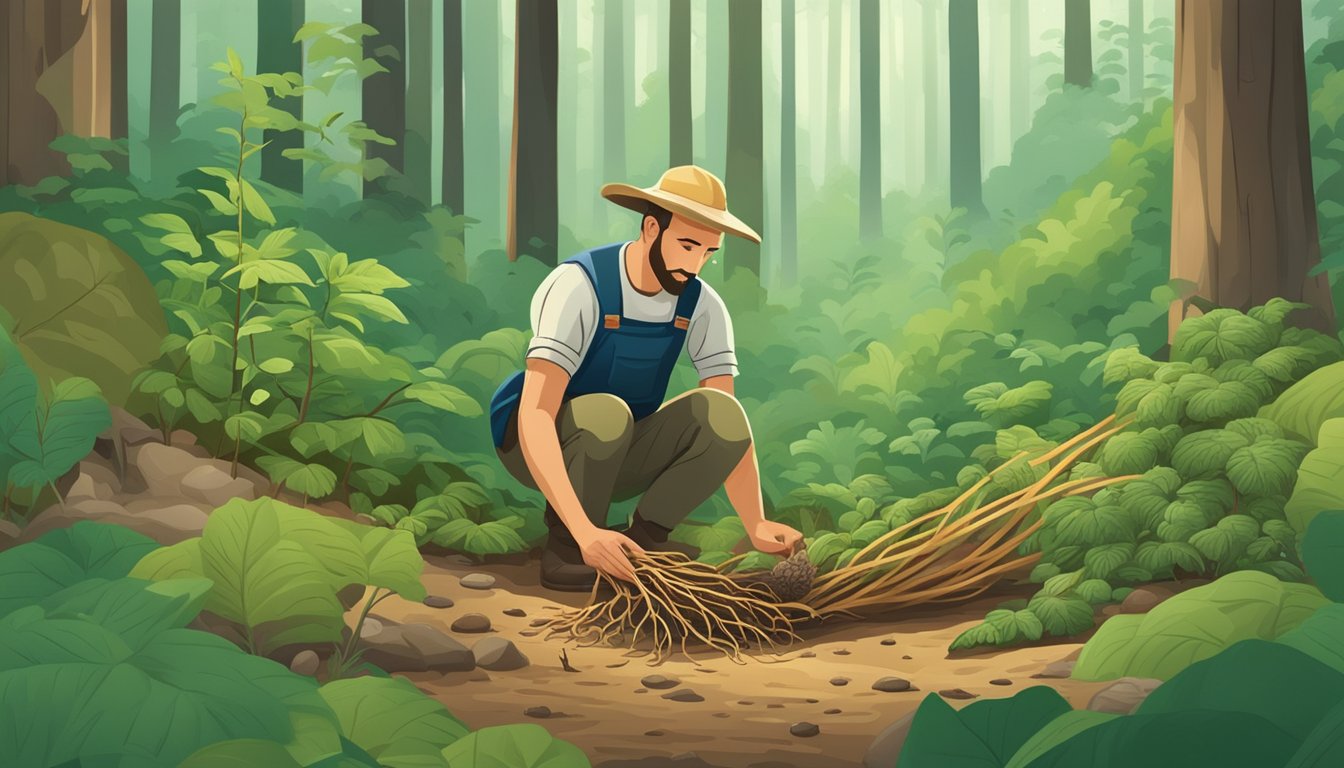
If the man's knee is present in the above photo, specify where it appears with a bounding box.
[561,393,635,458]
[688,388,751,449]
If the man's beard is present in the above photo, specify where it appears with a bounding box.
[649,230,694,295]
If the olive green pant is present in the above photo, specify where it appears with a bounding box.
[496,388,752,533]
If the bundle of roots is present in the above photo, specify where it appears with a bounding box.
[542,415,1136,664]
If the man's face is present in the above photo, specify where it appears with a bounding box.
[646,213,723,295]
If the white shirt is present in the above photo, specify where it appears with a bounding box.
[525,242,739,380]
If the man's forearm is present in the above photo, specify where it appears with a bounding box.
[725,440,767,529]
[517,409,595,537]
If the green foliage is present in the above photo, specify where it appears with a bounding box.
[1301,510,1344,602]
[0,521,159,616]
[1259,361,1344,444]
[1072,571,1327,681]
[319,676,469,766]
[1285,419,1344,535]
[897,686,1073,768]
[440,723,591,768]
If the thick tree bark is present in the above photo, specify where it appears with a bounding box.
[464,1,501,246]
[859,0,881,240]
[704,0,729,174]
[405,0,432,205]
[669,0,691,168]
[257,0,304,192]
[948,0,983,216]
[725,0,763,284]
[1169,0,1335,337]
[110,0,126,141]
[361,0,406,198]
[442,0,464,215]
[149,0,179,154]
[922,0,940,191]
[602,0,625,183]
[1129,0,1144,103]
[780,0,797,287]
[2,0,123,185]
[508,0,558,265]
[1010,0,1029,140]
[1064,0,1093,88]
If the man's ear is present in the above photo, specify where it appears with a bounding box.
[641,214,661,241]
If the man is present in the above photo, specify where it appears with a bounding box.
[489,165,804,591]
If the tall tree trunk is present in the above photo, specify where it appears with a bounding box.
[922,0,940,191]
[669,0,691,167]
[148,0,180,165]
[257,0,304,193]
[508,0,558,265]
[2,0,124,185]
[603,0,625,183]
[405,0,432,205]
[826,1,843,180]
[1064,0,1093,88]
[1169,0,1335,337]
[859,0,881,240]
[464,1,501,249]
[780,0,797,287]
[903,5,923,190]
[442,0,464,215]
[725,0,763,286]
[361,0,406,198]
[1129,0,1145,103]
[705,0,729,175]
[948,0,983,216]
[110,0,127,141]
[1010,0,1029,141]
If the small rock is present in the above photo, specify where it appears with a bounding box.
[473,637,529,670]
[360,623,474,672]
[1033,660,1076,679]
[939,688,978,700]
[634,688,647,694]
[1120,586,1174,614]
[460,573,496,590]
[662,688,704,702]
[833,648,851,656]
[503,608,527,617]
[529,618,550,627]
[872,677,912,692]
[805,698,818,703]
[790,722,820,738]
[131,442,201,497]
[864,714,915,768]
[799,650,816,658]
[289,650,319,676]
[519,630,541,637]
[829,676,850,686]
[824,708,842,714]
[767,703,784,709]
[0,519,20,544]
[451,613,492,633]
[712,712,730,718]
[524,706,551,718]
[880,638,897,646]
[423,595,455,608]
[902,655,913,660]
[642,674,680,689]
[179,464,255,507]
[645,730,664,736]
[990,679,1013,686]
[738,700,754,705]
[1087,677,1162,714]
[360,617,384,639]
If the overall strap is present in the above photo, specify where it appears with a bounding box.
[672,277,703,330]
[567,244,625,327]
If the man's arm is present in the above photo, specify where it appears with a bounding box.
[518,358,642,581]
[700,375,801,554]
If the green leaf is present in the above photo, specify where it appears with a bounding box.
[1284,696,1344,768]
[1027,592,1094,637]
[1277,603,1344,675]
[1076,578,1113,605]
[1170,429,1249,481]
[1003,710,1118,768]
[321,676,468,764]
[0,522,160,619]
[1285,418,1344,535]
[1024,710,1297,768]
[1301,510,1344,601]
[1172,308,1276,366]
[430,519,528,556]
[7,377,111,490]
[1098,432,1159,476]
[898,686,1072,767]
[402,381,483,417]
[1102,346,1158,386]
[1259,361,1344,444]
[439,723,589,768]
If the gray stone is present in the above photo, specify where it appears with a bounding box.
[524,706,551,718]
[450,613,491,633]
[1120,586,1175,614]
[79,461,122,493]
[289,650,319,676]
[661,688,704,702]
[829,676,850,686]
[179,464,255,508]
[503,607,527,617]
[473,637,529,670]
[460,573,496,590]
[833,648,851,656]
[65,471,113,503]
[799,650,816,658]
[641,674,680,690]
[423,595,455,608]
[872,677,913,692]
[1033,659,1076,679]
[990,678,1013,686]
[824,708,842,714]
[1087,677,1162,714]
[360,617,385,640]
[790,722,820,738]
[363,623,475,672]
[939,688,978,700]
[864,714,915,768]
[18,499,207,546]
[880,638,897,646]
[131,442,200,497]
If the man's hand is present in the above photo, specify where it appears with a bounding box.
[573,527,646,583]
[749,520,804,556]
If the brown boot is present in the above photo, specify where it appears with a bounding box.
[539,514,599,592]
[625,513,700,560]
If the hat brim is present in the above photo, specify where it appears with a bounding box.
[600,183,762,244]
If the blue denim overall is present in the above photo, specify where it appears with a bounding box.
[489,242,704,449]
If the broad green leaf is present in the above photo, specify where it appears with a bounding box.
[1170,429,1248,481]
[898,687,1072,767]
[1025,709,1296,768]
[402,382,483,417]
[1171,308,1276,366]
[322,676,467,765]
[1004,710,1117,768]
[1285,419,1344,535]
[1301,510,1344,601]
[1260,361,1344,444]
[0,522,160,619]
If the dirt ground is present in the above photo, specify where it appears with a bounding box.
[365,554,1111,768]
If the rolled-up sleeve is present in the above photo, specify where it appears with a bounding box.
[526,264,598,376]
[686,284,739,379]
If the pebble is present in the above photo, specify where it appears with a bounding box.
[634,688,648,694]
[830,677,850,686]
[805,698,818,703]
[289,650,319,676]
[873,677,913,693]
[529,618,550,627]
[824,708,842,714]
[423,595,454,608]
[902,655,913,660]
[767,703,784,709]
[503,608,527,617]
[459,573,496,590]
[642,674,681,689]
[738,700,754,705]
[712,712,730,718]
[450,613,491,633]
[646,730,664,736]
[939,688,978,700]
[662,688,705,703]
[833,649,851,656]
[799,651,816,658]
[880,638,897,646]
[524,706,551,718]
[990,678,1013,686]
[790,722,820,738]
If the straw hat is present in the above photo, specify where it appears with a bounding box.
[600,165,762,244]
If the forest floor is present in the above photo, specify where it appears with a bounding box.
[374,555,1112,768]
